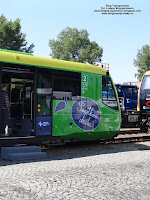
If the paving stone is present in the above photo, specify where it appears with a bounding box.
[0,141,150,199]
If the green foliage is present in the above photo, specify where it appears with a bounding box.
[134,45,150,80]
[0,15,34,53]
[49,27,103,64]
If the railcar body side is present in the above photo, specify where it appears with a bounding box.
[0,49,121,146]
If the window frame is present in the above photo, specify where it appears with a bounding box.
[141,75,150,91]
[102,76,119,110]
[53,70,81,100]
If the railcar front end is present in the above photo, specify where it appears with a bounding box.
[138,71,150,132]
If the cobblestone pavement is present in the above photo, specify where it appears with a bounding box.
[1,141,150,200]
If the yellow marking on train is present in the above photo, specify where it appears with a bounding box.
[0,50,106,75]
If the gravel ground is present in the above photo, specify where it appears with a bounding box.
[0,141,150,199]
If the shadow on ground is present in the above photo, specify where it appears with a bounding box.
[0,141,150,166]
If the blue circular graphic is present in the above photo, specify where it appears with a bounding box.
[71,98,101,131]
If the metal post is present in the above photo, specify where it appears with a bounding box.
[33,67,37,135]
[0,63,2,136]
[31,91,33,120]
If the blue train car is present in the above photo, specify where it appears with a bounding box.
[115,84,139,127]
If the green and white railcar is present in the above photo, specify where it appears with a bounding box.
[0,49,121,145]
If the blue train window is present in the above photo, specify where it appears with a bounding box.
[102,76,118,110]
[123,87,137,96]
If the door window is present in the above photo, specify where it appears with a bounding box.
[37,69,52,116]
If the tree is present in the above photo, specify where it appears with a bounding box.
[0,15,34,53]
[49,27,103,64]
[134,45,150,80]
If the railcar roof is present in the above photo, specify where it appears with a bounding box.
[144,71,150,76]
[0,49,106,75]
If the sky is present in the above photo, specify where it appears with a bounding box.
[0,0,150,83]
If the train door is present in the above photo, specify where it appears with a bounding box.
[1,67,35,137]
[36,68,52,135]
[24,82,34,119]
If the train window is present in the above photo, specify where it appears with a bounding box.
[102,76,118,110]
[53,70,81,100]
[141,75,150,90]
[115,86,123,97]
[123,87,137,96]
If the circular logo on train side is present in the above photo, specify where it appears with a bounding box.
[71,98,101,131]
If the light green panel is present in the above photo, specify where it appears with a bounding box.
[52,98,121,140]
[52,72,121,141]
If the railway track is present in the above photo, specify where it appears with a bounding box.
[105,128,150,144]
[119,128,141,135]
